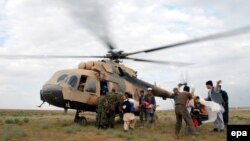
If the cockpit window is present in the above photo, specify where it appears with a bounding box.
[68,75,78,88]
[57,74,68,83]
[84,77,96,93]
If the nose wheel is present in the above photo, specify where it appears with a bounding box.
[74,110,87,126]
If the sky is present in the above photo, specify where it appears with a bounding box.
[0,0,250,110]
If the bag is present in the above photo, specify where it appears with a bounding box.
[130,102,135,113]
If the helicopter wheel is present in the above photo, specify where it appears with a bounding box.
[74,110,87,126]
[74,116,87,126]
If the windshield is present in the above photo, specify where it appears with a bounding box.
[57,74,68,83]
[68,75,78,88]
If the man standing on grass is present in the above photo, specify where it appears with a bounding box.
[106,89,118,128]
[205,80,224,132]
[139,90,147,128]
[144,88,156,128]
[122,92,136,132]
[218,84,229,126]
[174,86,198,140]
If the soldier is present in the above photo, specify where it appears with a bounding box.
[96,92,109,129]
[117,93,124,123]
[139,90,146,128]
[106,88,118,128]
[175,86,198,140]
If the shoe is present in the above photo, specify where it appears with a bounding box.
[213,128,218,132]
[194,132,199,135]
[219,129,224,132]
[191,135,196,140]
[175,134,179,140]
[123,130,128,132]
[129,127,134,130]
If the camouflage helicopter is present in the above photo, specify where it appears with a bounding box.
[1,26,250,125]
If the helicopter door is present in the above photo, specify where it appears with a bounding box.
[84,77,97,94]
[84,77,99,105]
[100,81,108,95]
[77,75,87,92]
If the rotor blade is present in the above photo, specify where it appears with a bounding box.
[0,54,105,59]
[125,57,193,66]
[104,40,115,50]
[127,26,250,55]
[63,1,116,51]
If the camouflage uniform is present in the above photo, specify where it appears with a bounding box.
[96,95,109,129]
[106,91,118,128]
[117,94,124,123]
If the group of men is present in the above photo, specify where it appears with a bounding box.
[170,80,229,140]
[96,87,157,131]
[96,79,229,139]
[139,88,157,128]
[96,88,122,129]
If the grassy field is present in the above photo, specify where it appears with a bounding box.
[0,109,250,141]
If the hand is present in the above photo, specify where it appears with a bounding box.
[178,83,183,87]
[217,80,222,84]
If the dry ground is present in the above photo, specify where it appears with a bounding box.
[0,109,249,141]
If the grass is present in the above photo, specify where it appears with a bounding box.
[0,109,249,141]
[1,125,27,141]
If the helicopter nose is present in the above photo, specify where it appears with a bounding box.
[41,84,65,108]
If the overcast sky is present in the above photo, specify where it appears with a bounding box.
[0,0,250,110]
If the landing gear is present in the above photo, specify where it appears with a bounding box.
[74,110,87,126]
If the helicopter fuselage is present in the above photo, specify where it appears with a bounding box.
[40,60,171,112]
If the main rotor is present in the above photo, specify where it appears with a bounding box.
[1,0,250,66]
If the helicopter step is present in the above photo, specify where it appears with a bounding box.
[74,110,87,126]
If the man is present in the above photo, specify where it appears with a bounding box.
[170,88,179,102]
[122,92,136,132]
[139,90,147,128]
[218,85,229,126]
[106,88,118,128]
[205,80,224,132]
[175,86,197,140]
[96,92,109,129]
[144,88,156,128]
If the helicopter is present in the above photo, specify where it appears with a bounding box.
[1,1,250,125]
[1,25,250,125]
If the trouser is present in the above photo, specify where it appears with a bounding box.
[96,110,108,128]
[139,108,147,125]
[146,109,155,122]
[175,105,196,135]
[107,110,115,128]
[214,111,224,130]
[123,113,136,130]
[223,104,229,125]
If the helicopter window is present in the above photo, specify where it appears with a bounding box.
[57,74,68,83]
[84,77,97,93]
[68,75,78,88]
